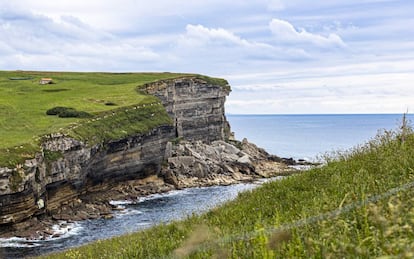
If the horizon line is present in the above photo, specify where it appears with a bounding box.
[226,113,412,116]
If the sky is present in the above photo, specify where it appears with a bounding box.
[1,0,413,114]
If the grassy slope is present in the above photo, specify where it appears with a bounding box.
[0,71,229,167]
[0,71,183,148]
[39,127,414,258]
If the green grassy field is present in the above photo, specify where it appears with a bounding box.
[38,126,414,258]
[0,71,184,147]
[0,71,230,167]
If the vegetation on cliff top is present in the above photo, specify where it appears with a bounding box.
[40,125,414,258]
[0,70,228,167]
[194,75,230,91]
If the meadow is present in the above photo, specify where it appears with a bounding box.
[0,71,193,167]
[39,124,414,258]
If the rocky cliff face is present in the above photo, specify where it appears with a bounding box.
[143,77,231,142]
[0,77,232,226]
[0,126,174,225]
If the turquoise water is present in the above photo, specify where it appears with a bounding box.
[227,114,413,161]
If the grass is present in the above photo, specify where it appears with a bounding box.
[0,71,181,148]
[38,125,414,258]
[65,102,172,145]
[193,75,231,91]
[0,71,228,167]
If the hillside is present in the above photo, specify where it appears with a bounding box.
[0,71,227,167]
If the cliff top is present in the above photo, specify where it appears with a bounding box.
[0,70,229,167]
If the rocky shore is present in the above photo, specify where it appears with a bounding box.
[0,138,294,240]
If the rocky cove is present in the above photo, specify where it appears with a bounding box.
[1,179,284,258]
[0,77,292,246]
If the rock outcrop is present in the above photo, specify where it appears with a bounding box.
[160,139,287,188]
[143,77,231,142]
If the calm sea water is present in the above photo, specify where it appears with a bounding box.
[227,114,413,161]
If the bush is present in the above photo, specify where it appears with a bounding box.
[46,107,92,118]
[57,108,79,118]
[46,106,69,115]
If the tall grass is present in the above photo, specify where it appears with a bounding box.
[40,124,414,258]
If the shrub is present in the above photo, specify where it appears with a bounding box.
[46,107,92,118]
[58,108,80,118]
[104,102,117,106]
[46,106,70,115]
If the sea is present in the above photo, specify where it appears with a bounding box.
[1,113,413,258]
[227,114,413,162]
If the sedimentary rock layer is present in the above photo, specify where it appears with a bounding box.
[0,125,175,224]
[143,77,231,143]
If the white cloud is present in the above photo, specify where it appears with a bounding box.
[181,24,251,47]
[172,24,311,73]
[0,1,413,113]
[269,19,346,48]
[0,5,163,71]
[226,68,414,114]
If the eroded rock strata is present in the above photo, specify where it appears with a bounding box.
[143,77,231,142]
[0,77,289,238]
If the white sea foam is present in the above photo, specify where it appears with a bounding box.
[0,237,41,248]
[0,221,83,248]
[49,221,83,240]
[110,189,190,218]
[116,208,143,217]
[138,189,189,203]
[109,199,138,206]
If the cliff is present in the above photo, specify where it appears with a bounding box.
[0,125,175,225]
[0,77,230,224]
[0,77,286,235]
[143,77,231,142]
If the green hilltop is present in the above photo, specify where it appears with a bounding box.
[0,71,228,167]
